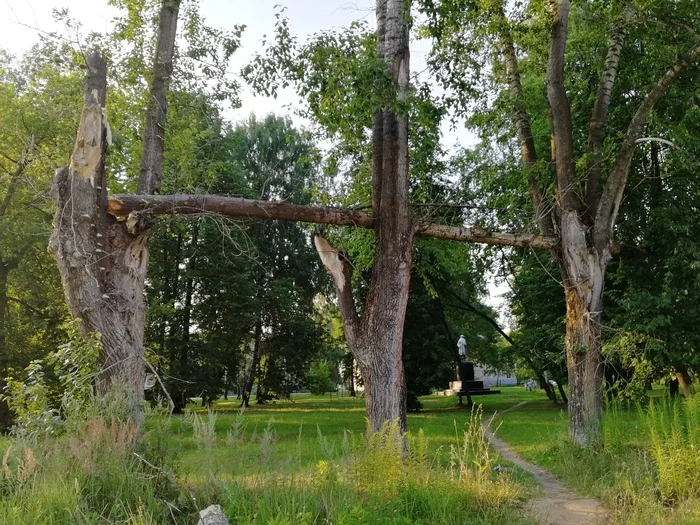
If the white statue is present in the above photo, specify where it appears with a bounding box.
[457,334,467,358]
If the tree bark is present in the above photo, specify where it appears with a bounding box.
[674,366,694,398]
[48,52,149,416]
[241,320,262,408]
[0,260,14,431]
[560,210,608,445]
[585,5,634,217]
[138,0,181,194]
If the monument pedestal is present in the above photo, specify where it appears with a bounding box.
[454,359,501,407]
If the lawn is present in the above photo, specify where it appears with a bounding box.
[172,387,544,474]
[3,386,698,524]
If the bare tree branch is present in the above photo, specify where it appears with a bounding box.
[585,4,635,218]
[108,193,559,250]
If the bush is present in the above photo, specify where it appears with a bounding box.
[306,360,336,395]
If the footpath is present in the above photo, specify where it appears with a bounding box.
[485,402,610,525]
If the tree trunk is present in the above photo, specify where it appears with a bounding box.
[560,211,609,445]
[313,0,413,436]
[0,262,12,431]
[49,53,149,418]
[241,320,262,408]
[538,373,556,402]
[674,366,693,398]
[556,380,568,405]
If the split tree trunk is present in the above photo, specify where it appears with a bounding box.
[313,0,414,435]
[558,210,610,444]
[48,52,149,413]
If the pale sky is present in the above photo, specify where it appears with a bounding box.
[0,0,466,146]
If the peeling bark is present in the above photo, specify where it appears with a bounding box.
[49,52,149,415]
[560,210,608,445]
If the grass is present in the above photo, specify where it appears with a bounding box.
[0,388,538,525]
[3,385,699,524]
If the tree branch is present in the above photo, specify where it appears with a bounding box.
[546,0,582,213]
[585,4,634,219]
[137,0,181,194]
[594,42,700,247]
[108,193,558,250]
[314,235,360,350]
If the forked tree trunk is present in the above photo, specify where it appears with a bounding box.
[313,0,413,435]
[559,210,610,445]
[48,52,149,413]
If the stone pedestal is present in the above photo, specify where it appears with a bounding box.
[458,360,475,381]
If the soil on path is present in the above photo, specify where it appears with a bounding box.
[485,402,610,525]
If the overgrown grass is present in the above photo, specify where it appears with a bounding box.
[495,390,700,524]
[0,389,535,524]
[6,385,697,524]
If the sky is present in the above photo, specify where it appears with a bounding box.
[0,0,510,323]
[1,0,461,145]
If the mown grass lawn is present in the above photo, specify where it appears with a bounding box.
[170,387,543,476]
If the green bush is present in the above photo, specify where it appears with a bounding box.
[306,360,336,395]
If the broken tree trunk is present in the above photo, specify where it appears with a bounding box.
[48,52,150,414]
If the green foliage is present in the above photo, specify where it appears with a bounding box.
[3,320,100,437]
[0,47,78,430]
[306,360,336,395]
[145,114,326,408]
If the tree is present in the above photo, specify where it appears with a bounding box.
[0,49,81,429]
[421,0,700,445]
[52,0,612,440]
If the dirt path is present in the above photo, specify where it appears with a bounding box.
[485,402,610,525]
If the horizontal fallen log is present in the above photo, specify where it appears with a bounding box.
[107,193,558,250]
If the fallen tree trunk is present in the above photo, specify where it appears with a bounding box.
[107,194,558,251]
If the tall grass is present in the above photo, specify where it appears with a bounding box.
[495,393,700,525]
[646,395,700,504]
[0,395,533,524]
[0,415,199,524]
[217,413,529,525]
